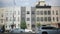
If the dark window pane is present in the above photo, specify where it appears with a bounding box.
[1,14,3,17]
[37,17,40,21]
[41,17,43,21]
[27,11,30,14]
[52,10,54,15]
[1,19,3,23]
[13,17,16,21]
[56,17,58,21]
[32,11,35,14]
[32,25,35,28]
[48,17,51,21]
[6,17,8,21]
[42,27,56,29]
[56,10,58,15]
[40,11,43,15]
[32,17,35,21]
[44,11,47,15]
[48,10,51,15]
[44,17,47,21]
[27,18,30,21]
[53,17,55,21]
[37,11,39,15]
[10,17,12,21]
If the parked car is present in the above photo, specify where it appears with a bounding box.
[9,28,25,33]
[0,28,3,33]
[25,29,32,33]
[38,26,60,34]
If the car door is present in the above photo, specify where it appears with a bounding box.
[42,27,57,34]
[45,29,57,34]
[57,28,60,34]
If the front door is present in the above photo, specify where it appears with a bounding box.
[58,23,60,28]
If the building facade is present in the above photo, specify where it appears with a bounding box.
[0,0,60,32]
[0,8,5,28]
[51,6,60,28]
[36,0,51,25]
[0,7,36,31]
[36,0,60,28]
[0,7,21,30]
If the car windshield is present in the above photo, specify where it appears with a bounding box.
[42,27,57,29]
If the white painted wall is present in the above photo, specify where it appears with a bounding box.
[26,7,31,30]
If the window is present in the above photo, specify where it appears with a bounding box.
[42,27,56,30]
[37,17,40,21]
[32,24,35,28]
[32,11,35,14]
[48,17,51,21]
[44,17,47,21]
[44,11,47,15]
[18,11,20,15]
[1,19,3,23]
[13,17,16,21]
[41,17,43,21]
[6,17,8,21]
[1,14,3,17]
[56,10,58,15]
[28,24,30,27]
[40,11,43,15]
[27,11,30,14]
[22,17,25,20]
[48,10,51,15]
[27,18,30,21]
[10,17,12,21]
[32,17,35,21]
[37,11,39,15]
[53,17,55,21]
[52,10,54,15]
[56,17,58,21]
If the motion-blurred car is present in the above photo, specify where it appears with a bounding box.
[0,28,4,33]
[38,26,60,34]
[25,29,32,33]
[9,28,25,33]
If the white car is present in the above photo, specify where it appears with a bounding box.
[25,29,32,33]
[38,26,60,34]
[9,28,25,33]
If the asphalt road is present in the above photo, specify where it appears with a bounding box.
[0,33,37,34]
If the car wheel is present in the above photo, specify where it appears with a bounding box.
[42,32,48,34]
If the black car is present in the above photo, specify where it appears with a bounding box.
[0,28,3,33]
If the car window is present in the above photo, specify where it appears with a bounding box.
[42,27,56,30]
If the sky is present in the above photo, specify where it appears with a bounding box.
[0,0,60,7]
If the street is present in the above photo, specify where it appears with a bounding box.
[0,33,37,34]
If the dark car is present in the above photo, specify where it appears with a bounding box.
[38,26,60,34]
[0,28,3,33]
